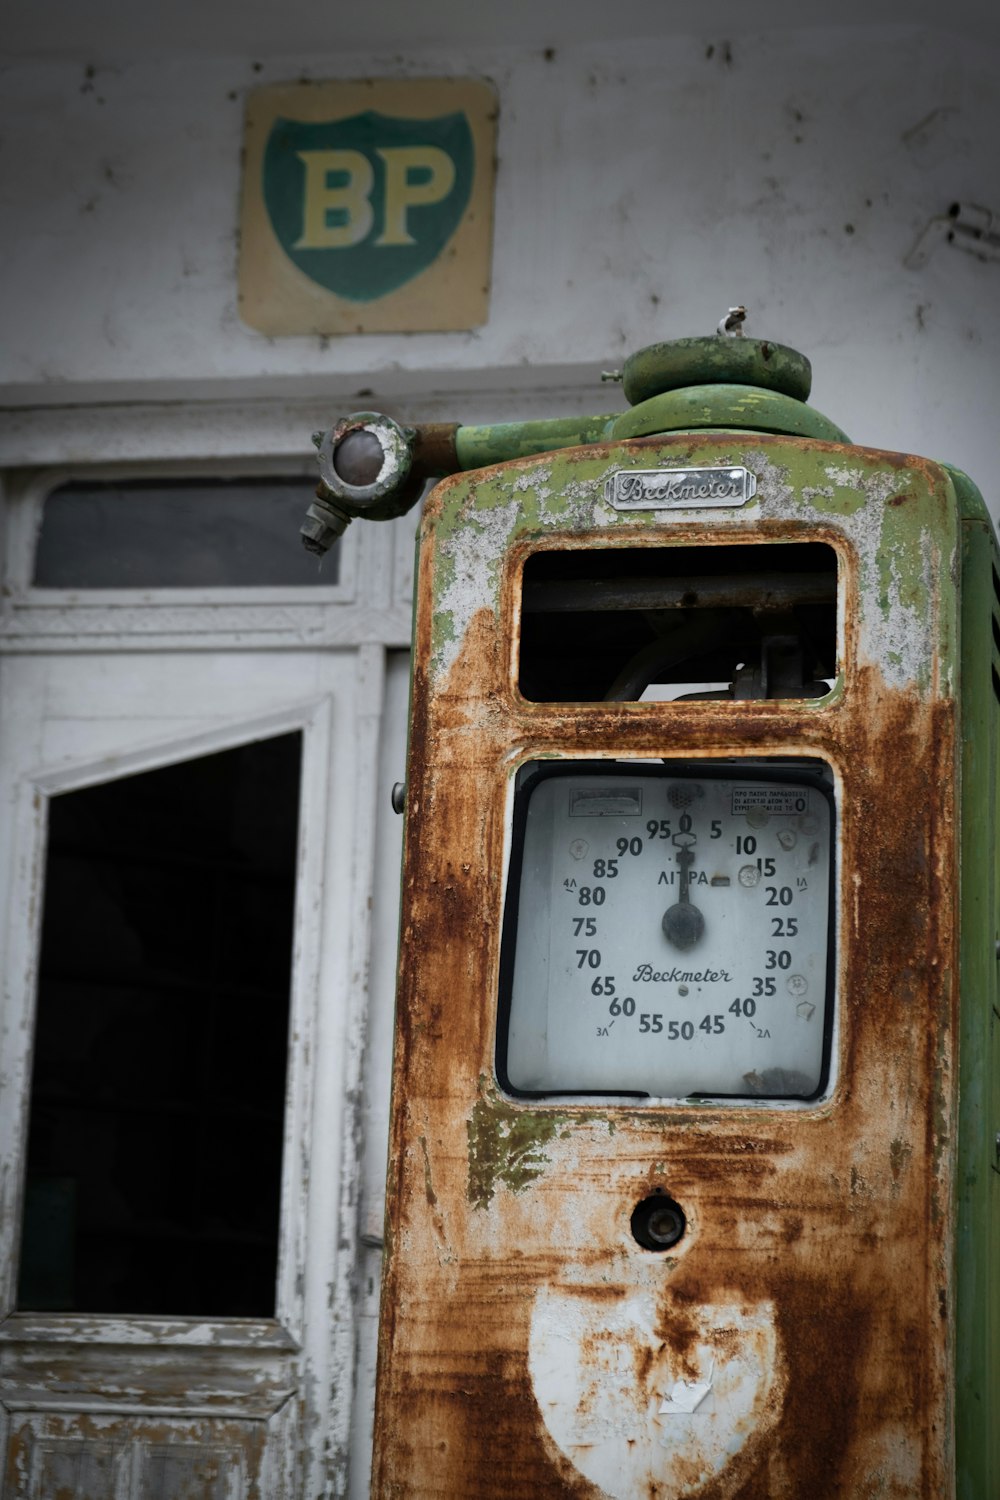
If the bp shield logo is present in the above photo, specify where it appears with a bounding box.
[263,109,475,303]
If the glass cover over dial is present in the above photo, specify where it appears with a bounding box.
[500,762,834,1100]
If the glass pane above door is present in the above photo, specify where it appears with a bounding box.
[32,477,338,588]
[17,732,302,1318]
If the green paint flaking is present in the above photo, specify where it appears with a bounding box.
[610,385,850,444]
[870,502,941,693]
[467,1093,568,1210]
[432,608,456,651]
[620,336,812,407]
[429,547,458,671]
[818,467,880,517]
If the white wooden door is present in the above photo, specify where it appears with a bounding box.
[0,637,386,1498]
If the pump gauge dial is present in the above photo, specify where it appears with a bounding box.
[499,762,834,1101]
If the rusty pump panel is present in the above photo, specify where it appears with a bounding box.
[306,319,1000,1498]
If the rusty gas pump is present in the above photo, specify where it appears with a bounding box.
[304,318,999,1499]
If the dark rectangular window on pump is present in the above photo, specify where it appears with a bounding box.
[497,761,836,1102]
[518,543,838,702]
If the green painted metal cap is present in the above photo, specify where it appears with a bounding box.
[609,384,850,444]
[621,335,812,407]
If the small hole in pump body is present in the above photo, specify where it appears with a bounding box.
[631,1193,686,1251]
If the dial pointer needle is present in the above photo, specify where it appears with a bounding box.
[662,833,705,950]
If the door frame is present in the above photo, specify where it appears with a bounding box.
[0,434,412,1497]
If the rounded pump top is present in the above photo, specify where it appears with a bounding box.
[604,309,848,445]
[621,334,811,406]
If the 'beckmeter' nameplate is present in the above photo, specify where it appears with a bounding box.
[606,466,758,510]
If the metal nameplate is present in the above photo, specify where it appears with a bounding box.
[606,466,758,510]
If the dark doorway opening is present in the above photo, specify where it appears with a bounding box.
[17,732,302,1318]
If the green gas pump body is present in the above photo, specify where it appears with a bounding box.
[305,328,999,1499]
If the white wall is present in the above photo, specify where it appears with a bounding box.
[1,22,999,506]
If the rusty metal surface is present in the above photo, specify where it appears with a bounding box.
[410,422,461,479]
[374,432,959,1498]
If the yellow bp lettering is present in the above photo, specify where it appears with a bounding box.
[375,146,456,246]
[294,149,374,249]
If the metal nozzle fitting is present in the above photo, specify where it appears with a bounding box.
[317,411,413,513]
[300,495,352,557]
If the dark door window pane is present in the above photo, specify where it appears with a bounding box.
[33,478,338,588]
[17,733,302,1317]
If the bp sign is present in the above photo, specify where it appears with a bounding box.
[240,81,496,335]
[263,110,474,302]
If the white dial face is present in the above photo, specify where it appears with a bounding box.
[501,763,834,1101]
